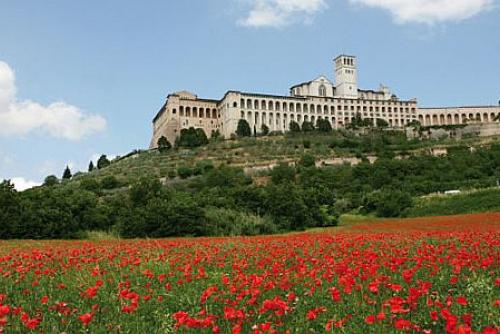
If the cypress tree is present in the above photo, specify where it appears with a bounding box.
[62,166,72,180]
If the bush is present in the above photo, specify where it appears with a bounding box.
[101,176,120,190]
[289,121,301,133]
[203,207,277,236]
[299,154,316,168]
[316,119,332,133]
[364,189,413,217]
[261,124,270,136]
[270,162,295,184]
[236,119,251,137]
[80,178,101,194]
[157,136,172,152]
[301,121,314,132]
[177,127,209,148]
[177,166,194,179]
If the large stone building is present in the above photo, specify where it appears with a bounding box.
[150,55,500,148]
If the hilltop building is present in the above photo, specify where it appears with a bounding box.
[150,55,500,147]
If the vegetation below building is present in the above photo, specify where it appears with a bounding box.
[1,129,499,239]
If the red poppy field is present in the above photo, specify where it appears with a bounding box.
[0,213,499,333]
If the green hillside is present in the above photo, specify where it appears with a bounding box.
[2,129,499,240]
[75,130,500,185]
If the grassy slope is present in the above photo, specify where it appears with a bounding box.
[408,187,500,217]
[76,133,500,185]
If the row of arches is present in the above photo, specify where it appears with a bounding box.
[237,99,414,115]
[419,112,499,126]
[178,106,217,119]
[240,110,413,132]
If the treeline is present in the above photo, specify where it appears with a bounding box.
[1,145,499,239]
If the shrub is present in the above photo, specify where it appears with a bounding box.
[316,119,332,133]
[203,207,277,236]
[299,154,316,168]
[177,166,194,179]
[101,176,120,190]
[236,119,251,137]
[270,162,295,184]
[301,121,314,132]
[261,124,270,136]
[289,121,301,133]
[157,136,172,152]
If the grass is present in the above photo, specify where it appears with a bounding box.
[408,187,500,217]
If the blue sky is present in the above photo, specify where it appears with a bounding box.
[1,0,499,189]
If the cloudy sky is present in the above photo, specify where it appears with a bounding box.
[1,0,499,189]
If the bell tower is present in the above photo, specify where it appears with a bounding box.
[334,55,358,99]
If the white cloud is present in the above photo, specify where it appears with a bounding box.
[10,177,41,191]
[238,0,327,27]
[348,0,494,24]
[0,61,106,140]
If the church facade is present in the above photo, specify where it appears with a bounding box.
[150,55,500,148]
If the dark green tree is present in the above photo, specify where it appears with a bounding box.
[289,121,301,133]
[301,121,314,132]
[316,119,332,132]
[195,128,209,145]
[62,166,72,180]
[270,163,296,184]
[236,119,251,137]
[211,129,221,140]
[261,124,270,136]
[376,118,389,128]
[97,155,111,169]
[299,154,316,168]
[157,136,172,153]
[43,175,59,187]
[88,161,95,172]
[177,127,209,148]
[0,180,21,238]
[101,175,120,189]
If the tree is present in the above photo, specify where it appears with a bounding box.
[97,155,111,169]
[236,119,251,137]
[0,180,21,238]
[301,121,314,132]
[43,175,59,187]
[261,124,270,136]
[195,128,209,145]
[349,112,372,129]
[289,121,301,133]
[376,118,389,128]
[299,154,316,168]
[177,127,209,148]
[270,163,296,184]
[62,166,72,180]
[211,129,221,140]
[316,119,332,133]
[157,136,172,153]
[101,175,120,189]
[88,161,95,172]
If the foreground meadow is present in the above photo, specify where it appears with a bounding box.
[0,213,499,333]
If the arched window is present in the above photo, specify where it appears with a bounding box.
[180,106,184,117]
[319,85,326,97]
[233,102,237,108]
